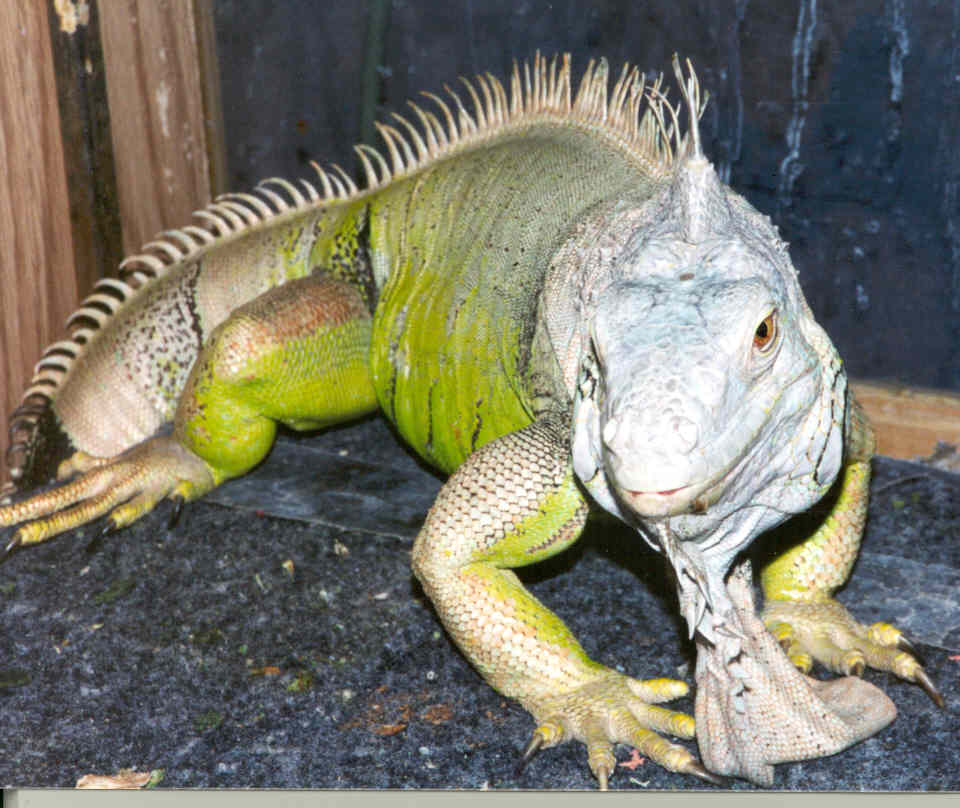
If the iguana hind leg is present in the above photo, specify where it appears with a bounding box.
[1,273,377,550]
[760,395,943,706]
[411,417,718,788]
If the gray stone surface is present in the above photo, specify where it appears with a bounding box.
[0,418,957,790]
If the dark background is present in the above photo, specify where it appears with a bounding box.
[213,0,960,391]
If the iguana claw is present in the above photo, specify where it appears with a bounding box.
[763,598,945,710]
[884,629,944,707]
[168,496,185,530]
[515,733,544,775]
[1,534,20,563]
[913,666,945,709]
[684,760,728,787]
[896,634,925,666]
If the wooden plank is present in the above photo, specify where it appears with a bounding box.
[46,0,123,302]
[0,3,78,487]
[851,380,960,461]
[98,0,217,254]
[193,0,228,197]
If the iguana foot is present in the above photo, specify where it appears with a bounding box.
[0,436,214,552]
[519,671,719,788]
[763,598,944,707]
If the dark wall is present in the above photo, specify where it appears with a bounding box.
[214,0,960,391]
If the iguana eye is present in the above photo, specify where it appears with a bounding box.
[753,311,777,352]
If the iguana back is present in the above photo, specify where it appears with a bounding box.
[6,55,675,487]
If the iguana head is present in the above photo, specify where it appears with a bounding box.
[568,154,847,636]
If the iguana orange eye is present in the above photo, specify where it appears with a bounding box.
[753,312,777,352]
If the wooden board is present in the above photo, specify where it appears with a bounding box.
[98,0,221,254]
[0,3,78,487]
[851,380,960,461]
[0,0,223,488]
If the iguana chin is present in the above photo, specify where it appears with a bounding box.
[0,53,941,787]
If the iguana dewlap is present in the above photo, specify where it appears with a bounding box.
[0,53,941,787]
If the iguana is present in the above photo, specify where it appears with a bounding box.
[0,53,942,787]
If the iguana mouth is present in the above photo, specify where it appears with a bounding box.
[623,485,696,516]
[623,467,733,517]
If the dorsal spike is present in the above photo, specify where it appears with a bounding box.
[408,102,440,155]
[215,200,261,226]
[193,209,233,234]
[181,225,216,244]
[217,192,273,219]
[422,92,458,143]
[254,184,289,211]
[331,164,358,196]
[445,85,477,135]
[159,228,203,252]
[392,112,429,160]
[141,240,185,261]
[375,122,407,174]
[310,161,337,199]
[299,179,320,202]
[673,54,708,158]
[459,76,487,129]
[354,145,380,188]
[260,178,307,206]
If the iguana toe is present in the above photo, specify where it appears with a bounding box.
[763,597,944,707]
[0,436,214,547]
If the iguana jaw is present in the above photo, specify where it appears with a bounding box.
[621,484,696,516]
[620,478,720,517]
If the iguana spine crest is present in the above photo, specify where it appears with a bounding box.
[6,52,704,484]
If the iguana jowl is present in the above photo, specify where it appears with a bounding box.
[0,54,942,786]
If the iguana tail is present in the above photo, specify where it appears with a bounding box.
[5,168,368,494]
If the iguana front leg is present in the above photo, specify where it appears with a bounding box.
[411,417,719,788]
[760,396,943,706]
[1,274,378,550]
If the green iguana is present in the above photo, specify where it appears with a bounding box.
[0,53,942,786]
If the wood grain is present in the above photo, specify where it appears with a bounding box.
[0,3,78,486]
[98,0,215,254]
[46,0,123,302]
[851,381,960,461]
